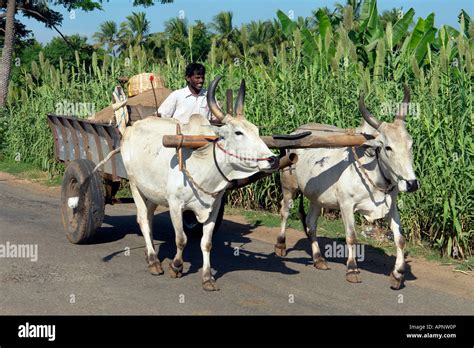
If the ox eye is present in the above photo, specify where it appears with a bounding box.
[385,146,392,152]
[235,131,243,136]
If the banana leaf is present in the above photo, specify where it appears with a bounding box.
[391,8,415,48]
[276,10,297,37]
[359,0,383,43]
[415,27,437,66]
[408,18,426,51]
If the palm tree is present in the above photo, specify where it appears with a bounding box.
[210,11,236,41]
[334,0,363,21]
[146,32,167,61]
[380,8,403,27]
[209,11,241,64]
[119,12,150,50]
[246,20,276,63]
[165,17,188,43]
[93,20,119,56]
[164,17,188,59]
[271,18,286,46]
[189,20,211,61]
[239,24,249,57]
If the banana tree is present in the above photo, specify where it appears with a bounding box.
[276,9,336,67]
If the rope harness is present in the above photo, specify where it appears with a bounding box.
[337,127,398,194]
[351,146,396,194]
[290,126,399,195]
[181,165,222,197]
[212,140,232,184]
[182,138,273,197]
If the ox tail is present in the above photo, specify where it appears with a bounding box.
[298,192,310,240]
[92,147,121,175]
[66,148,121,210]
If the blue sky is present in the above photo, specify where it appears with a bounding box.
[21,0,474,44]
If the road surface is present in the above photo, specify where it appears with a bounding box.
[0,172,472,315]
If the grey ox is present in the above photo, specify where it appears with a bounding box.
[277,87,419,289]
[121,77,279,291]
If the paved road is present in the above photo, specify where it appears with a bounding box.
[0,175,472,315]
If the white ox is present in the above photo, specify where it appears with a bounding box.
[121,77,279,291]
[277,87,419,289]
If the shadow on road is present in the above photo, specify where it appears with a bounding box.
[96,210,416,285]
[97,211,301,279]
[288,236,416,285]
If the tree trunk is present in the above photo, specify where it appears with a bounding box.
[0,0,16,107]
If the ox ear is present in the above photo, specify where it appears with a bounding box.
[201,124,228,137]
[203,124,222,134]
[214,124,230,138]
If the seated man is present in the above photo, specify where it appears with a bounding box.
[158,63,218,124]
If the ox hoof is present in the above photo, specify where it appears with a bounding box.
[148,262,164,276]
[202,279,220,291]
[389,271,404,290]
[169,262,183,279]
[346,269,362,283]
[313,258,330,270]
[274,243,287,257]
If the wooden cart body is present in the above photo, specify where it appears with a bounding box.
[47,114,127,181]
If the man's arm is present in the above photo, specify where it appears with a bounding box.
[158,91,177,118]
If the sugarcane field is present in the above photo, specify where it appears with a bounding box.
[0,0,472,346]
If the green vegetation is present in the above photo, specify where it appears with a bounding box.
[0,0,472,258]
[0,0,173,106]
[0,155,62,186]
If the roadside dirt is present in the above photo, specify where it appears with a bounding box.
[0,171,60,198]
[2,170,472,301]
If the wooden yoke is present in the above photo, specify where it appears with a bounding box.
[176,123,183,171]
[163,132,373,150]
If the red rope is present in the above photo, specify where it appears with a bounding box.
[215,140,272,161]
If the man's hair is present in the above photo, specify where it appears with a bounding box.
[185,63,205,77]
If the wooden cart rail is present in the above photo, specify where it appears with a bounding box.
[47,114,127,181]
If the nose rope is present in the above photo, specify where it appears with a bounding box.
[182,165,223,197]
[215,139,273,161]
[212,139,275,183]
[181,139,274,197]
[213,140,232,183]
[179,140,230,197]
[351,146,396,194]
[179,141,231,197]
[378,147,406,182]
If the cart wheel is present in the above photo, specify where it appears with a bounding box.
[183,200,225,238]
[61,159,105,244]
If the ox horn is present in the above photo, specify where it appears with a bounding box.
[207,76,226,121]
[359,93,382,130]
[395,85,410,122]
[234,79,246,118]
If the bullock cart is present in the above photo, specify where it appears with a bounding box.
[47,113,371,244]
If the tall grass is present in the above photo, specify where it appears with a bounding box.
[1,15,472,258]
